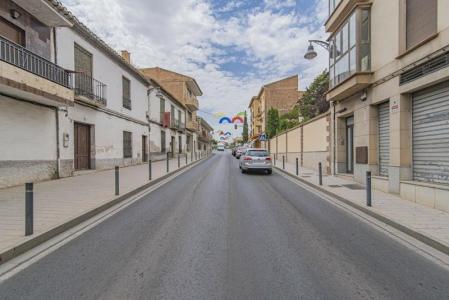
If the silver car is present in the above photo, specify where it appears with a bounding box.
[239,148,272,174]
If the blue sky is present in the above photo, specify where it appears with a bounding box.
[61,0,329,134]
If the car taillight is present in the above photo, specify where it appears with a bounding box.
[265,157,271,161]
[244,156,252,161]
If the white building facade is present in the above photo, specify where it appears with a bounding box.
[55,24,152,175]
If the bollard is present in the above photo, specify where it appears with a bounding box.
[115,166,119,196]
[25,182,33,236]
[185,153,188,165]
[274,154,276,166]
[166,152,170,173]
[195,152,197,161]
[282,155,285,169]
[366,171,372,207]
[178,155,181,168]
[318,162,323,186]
[296,158,299,176]
[149,160,152,181]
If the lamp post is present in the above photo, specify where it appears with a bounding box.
[304,40,331,60]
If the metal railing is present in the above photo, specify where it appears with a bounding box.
[74,73,107,106]
[0,36,71,88]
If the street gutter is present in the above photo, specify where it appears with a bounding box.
[273,166,449,257]
[0,155,214,265]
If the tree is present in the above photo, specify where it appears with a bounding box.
[299,71,329,122]
[266,108,280,138]
[242,111,248,143]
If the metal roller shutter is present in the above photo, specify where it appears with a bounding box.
[412,82,449,185]
[378,102,390,177]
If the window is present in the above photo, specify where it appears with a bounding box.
[188,111,193,121]
[329,9,370,88]
[74,44,93,97]
[0,17,25,46]
[328,0,342,15]
[161,130,166,152]
[406,0,437,50]
[160,98,165,122]
[170,105,175,126]
[123,131,132,158]
[186,135,191,152]
[122,76,131,109]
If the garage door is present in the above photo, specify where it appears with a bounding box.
[378,102,390,177]
[412,82,449,185]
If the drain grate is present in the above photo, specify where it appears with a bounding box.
[342,184,365,190]
[301,176,311,178]
[328,185,342,188]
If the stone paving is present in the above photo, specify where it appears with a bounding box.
[0,155,202,254]
[274,159,449,249]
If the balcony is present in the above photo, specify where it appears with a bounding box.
[185,95,199,110]
[0,36,73,107]
[186,119,199,131]
[74,73,107,107]
[325,0,370,33]
[326,72,372,101]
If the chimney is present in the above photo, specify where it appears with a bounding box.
[121,50,131,63]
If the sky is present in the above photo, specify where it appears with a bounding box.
[60,0,329,134]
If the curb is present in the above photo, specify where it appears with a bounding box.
[0,155,214,265]
[273,166,449,256]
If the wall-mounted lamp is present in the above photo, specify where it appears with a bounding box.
[10,9,21,19]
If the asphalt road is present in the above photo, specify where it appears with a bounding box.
[1,152,449,299]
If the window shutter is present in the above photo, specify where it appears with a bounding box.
[122,77,131,109]
[406,0,437,50]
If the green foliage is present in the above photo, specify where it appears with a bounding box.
[242,111,249,143]
[266,108,280,138]
[299,71,329,122]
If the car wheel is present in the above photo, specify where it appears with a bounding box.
[241,168,246,174]
[266,169,272,175]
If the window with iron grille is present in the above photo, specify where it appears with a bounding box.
[123,131,132,158]
[161,130,166,152]
[122,76,131,109]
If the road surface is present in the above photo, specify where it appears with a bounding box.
[1,152,449,299]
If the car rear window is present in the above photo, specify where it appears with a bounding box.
[247,150,269,157]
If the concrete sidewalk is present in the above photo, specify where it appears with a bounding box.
[0,154,207,260]
[273,159,449,253]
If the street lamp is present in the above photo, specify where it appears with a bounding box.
[304,40,331,60]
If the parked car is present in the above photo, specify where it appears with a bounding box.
[239,148,272,174]
[217,145,225,151]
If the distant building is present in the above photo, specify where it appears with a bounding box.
[248,75,302,148]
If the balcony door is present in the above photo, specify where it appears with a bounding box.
[74,43,93,97]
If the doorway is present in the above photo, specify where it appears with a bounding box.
[142,135,148,162]
[171,136,175,158]
[346,116,354,174]
[74,122,91,170]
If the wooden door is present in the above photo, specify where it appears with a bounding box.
[142,135,148,162]
[74,123,90,170]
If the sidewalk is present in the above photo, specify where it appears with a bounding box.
[0,155,207,261]
[273,159,449,253]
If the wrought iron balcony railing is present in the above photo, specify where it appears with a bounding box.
[0,36,72,88]
[74,73,107,106]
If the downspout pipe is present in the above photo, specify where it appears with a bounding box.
[332,100,336,175]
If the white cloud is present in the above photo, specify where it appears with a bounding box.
[60,0,328,128]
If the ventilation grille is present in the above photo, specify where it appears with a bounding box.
[400,52,449,85]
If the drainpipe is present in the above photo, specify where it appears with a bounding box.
[55,107,61,178]
[332,101,336,175]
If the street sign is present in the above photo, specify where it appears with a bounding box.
[259,133,268,141]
